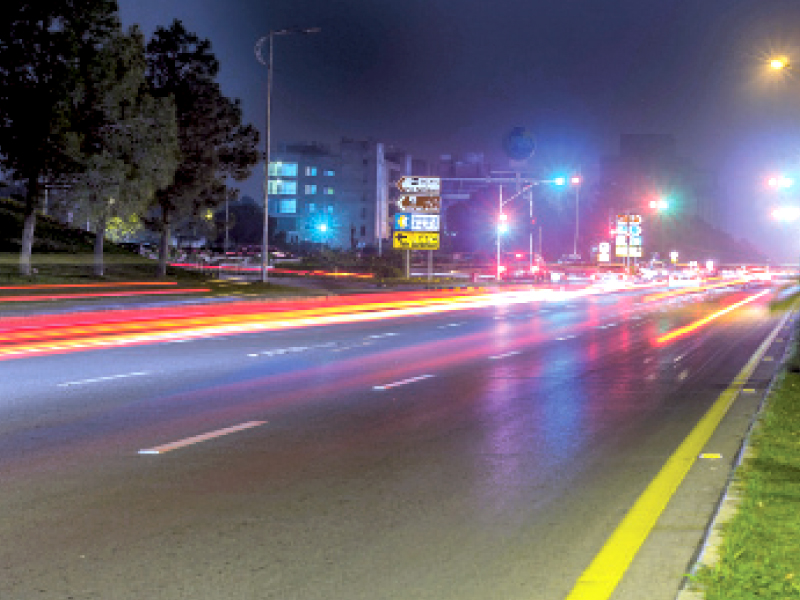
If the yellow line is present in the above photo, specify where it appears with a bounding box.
[564,310,790,600]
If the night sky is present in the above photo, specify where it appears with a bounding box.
[118,0,800,261]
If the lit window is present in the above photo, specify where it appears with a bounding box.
[324,169,335,176]
[323,187,334,195]
[268,162,298,177]
[327,205,334,213]
[268,180,297,195]
[279,199,296,214]
[305,184,317,195]
[305,166,317,176]
[307,203,316,213]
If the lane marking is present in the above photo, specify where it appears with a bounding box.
[58,371,150,387]
[678,369,689,381]
[556,335,577,341]
[368,332,399,339]
[138,420,267,455]
[373,374,435,391]
[699,453,723,459]
[564,309,790,600]
[489,350,522,360]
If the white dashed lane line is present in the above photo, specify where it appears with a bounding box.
[58,371,150,387]
[489,350,522,360]
[138,421,267,455]
[373,374,436,391]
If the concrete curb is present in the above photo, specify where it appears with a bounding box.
[675,311,799,599]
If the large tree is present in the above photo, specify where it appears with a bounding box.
[0,0,120,275]
[146,20,259,277]
[69,26,179,276]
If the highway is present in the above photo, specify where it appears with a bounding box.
[0,283,790,600]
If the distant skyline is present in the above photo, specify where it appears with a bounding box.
[118,0,800,261]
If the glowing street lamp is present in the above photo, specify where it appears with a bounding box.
[770,57,789,71]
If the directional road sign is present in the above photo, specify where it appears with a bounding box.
[396,176,441,194]
[396,195,441,212]
[392,231,440,250]
[394,213,440,232]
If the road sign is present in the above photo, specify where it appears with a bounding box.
[396,195,441,212]
[598,242,610,253]
[392,231,440,250]
[394,213,440,231]
[396,176,441,194]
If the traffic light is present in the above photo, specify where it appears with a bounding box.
[553,177,566,186]
[649,199,669,211]
[570,176,582,185]
[497,213,509,234]
[767,175,794,189]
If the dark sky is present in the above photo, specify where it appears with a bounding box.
[118,0,800,261]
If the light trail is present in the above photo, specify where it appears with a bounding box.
[0,281,179,290]
[655,290,770,345]
[0,288,210,303]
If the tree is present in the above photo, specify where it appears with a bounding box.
[0,0,120,275]
[145,20,259,277]
[69,26,178,276]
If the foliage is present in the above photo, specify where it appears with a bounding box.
[145,20,259,276]
[68,24,179,275]
[691,332,800,599]
[0,0,121,274]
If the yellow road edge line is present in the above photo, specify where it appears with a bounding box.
[564,309,791,600]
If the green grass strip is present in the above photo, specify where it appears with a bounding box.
[691,335,800,598]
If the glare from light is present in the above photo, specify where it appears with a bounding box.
[772,206,800,221]
[770,58,787,70]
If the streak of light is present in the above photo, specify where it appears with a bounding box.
[170,262,374,278]
[0,281,179,290]
[0,288,210,303]
[138,421,267,454]
[654,290,770,345]
[0,287,607,361]
[643,278,751,302]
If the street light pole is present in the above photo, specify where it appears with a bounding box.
[255,27,320,284]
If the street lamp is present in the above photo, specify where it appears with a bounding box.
[255,26,320,283]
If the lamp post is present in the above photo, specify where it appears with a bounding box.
[255,27,320,283]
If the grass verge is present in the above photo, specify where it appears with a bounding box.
[690,322,800,599]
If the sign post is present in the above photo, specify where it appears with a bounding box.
[393,177,441,279]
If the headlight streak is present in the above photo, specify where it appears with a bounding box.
[654,290,770,345]
[0,287,609,361]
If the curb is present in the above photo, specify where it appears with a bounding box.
[675,310,799,599]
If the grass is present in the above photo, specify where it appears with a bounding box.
[690,324,800,599]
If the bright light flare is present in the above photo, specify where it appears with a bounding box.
[655,290,770,345]
[772,206,800,221]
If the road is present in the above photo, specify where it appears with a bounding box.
[0,283,790,600]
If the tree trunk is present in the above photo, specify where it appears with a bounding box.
[157,207,170,278]
[19,174,40,277]
[94,216,106,277]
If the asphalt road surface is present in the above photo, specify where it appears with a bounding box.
[0,283,789,600]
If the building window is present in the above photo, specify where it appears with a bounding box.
[323,186,334,195]
[268,162,298,177]
[360,207,367,219]
[278,199,296,214]
[268,180,297,195]
[305,184,317,195]
[327,205,334,214]
[307,202,316,213]
[360,225,366,237]
[324,169,335,176]
[305,166,317,176]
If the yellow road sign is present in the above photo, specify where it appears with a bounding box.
[392,231,440,250]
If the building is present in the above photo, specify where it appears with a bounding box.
[268,139,424,250]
